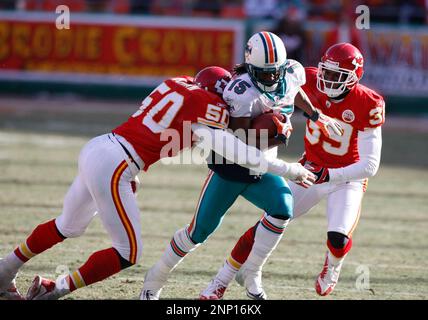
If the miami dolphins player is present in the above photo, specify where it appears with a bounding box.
[140,31,343,300]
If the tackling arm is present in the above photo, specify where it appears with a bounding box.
[191,123,315,185]
[228,116,281,149]
[329,127,382,182]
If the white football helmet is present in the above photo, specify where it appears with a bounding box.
[245,31,287,92]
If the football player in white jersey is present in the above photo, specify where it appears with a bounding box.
[140,32,342,300]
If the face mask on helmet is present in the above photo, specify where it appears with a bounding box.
[244,32,287,93]
[316,62,359,98]
[246,64,286,90]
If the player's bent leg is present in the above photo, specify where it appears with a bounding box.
[288,181,326,219]
[206,180,327,300]
[316,180,364,296]
[91,139,143,242]
[141,227,199,300]
[55,173,98,239]
[316,232,352,296]
[201,223,258,300]
[27,136,145,300]
[237,174,293,299]
[1,167,98,299]
[142,172,245,300]
[0,219,66,298]
[26,247,134,300]
[235,214,289,300]
[188,172,247,244]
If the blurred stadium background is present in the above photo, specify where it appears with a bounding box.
[0,0,427,300]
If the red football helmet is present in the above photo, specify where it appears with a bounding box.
[317,43,364,98]
[194,66,232,97]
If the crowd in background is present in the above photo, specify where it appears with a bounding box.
[0,0,426,64]
[0,0,426,24]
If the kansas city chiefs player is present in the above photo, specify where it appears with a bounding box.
[0,66,314,300]
[201,43,385,299]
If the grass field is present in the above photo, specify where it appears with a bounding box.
[0,96,427,300]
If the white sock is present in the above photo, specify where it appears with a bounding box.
[3,252,24,273]
[244,214,288,272]
[148,227,199,282]
[328,251,346,266]
[163,227,199,268]
[55,274,71,298]
[216,257,240,286]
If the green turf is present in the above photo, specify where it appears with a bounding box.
[0,116,427,300]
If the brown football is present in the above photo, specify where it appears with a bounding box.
[250,112,285,138]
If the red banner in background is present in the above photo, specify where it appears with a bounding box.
[303,22,428,97]
[0,12,244,82]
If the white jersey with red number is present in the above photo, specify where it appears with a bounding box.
[113,76,229,170]
[302,67,385,169]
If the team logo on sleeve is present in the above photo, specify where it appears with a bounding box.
[342,109,355,123]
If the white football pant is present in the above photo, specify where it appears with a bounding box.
[55,133,144,264]
[289,179,367,236]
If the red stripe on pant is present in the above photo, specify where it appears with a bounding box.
[230,223,258,265]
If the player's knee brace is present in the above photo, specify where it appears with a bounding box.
[327,231,352,258]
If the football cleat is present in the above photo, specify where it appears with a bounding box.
[26,276,61,300]
[140,266,167,300]
[315,251,343,296]
[235,266,267,300]
[0,279,24,300]
[199,278,227,300]
[0,258,19,294]
[140,289,162,300]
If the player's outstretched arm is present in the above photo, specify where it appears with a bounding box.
[295,88,343,137]
[294,87,317,118]
[329,127,382,182]
[191,123,315,187]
